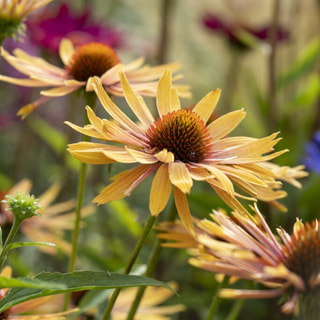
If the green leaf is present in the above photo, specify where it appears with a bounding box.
[27,116,67,155]
[0,275,65,290]
[283,73,320,112]
[277,39,320,89]
[0,270,172,312]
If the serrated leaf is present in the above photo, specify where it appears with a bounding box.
[0,270,172,312]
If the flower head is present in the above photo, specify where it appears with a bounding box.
[66,72,291,234]
[0,0,52,42]
[203,13,289,51]
[158,204,320,316]
[26,2,122,53]
[0,38,190,119]
[302,131,320,175]
[0,179,94,254]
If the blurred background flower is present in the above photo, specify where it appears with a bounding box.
[303,131,320,175]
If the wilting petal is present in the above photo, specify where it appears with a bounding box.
[125,147,158,164]
[168,162,193,194]
[150,164,172,216]
[192,88,221,123]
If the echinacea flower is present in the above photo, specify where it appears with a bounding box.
[203,13,289,51]
[302,131,320,175]
[0,0,52,43]
[66,72,289,234]
[0,38,190,119]
[109,282,185,320]
[0,179,94,254]
[0,266,76,319]
[157,204,320,318]
[26,2,122,53]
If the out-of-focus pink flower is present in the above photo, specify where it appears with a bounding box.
[26,2,122,53]
[203,13,289,50]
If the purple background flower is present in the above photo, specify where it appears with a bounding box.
[303,131,320,175]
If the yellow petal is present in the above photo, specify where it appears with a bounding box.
[168,162,193,194]
[192,89,221,123]
[88,77,144,135]
[59,38,75,66]
[0,74,47,87]
[41,85,78,97]
[208,109,246,142]
[150,164,172,215]
[154,149,174,163]
[120,72,155,129]
[156,70,173,116]
[93,165,155,204]
[174,187,194,235]
[125,147,158,164]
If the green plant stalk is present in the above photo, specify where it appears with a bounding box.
[126,203,178,320]
[102,215,157,320]
[63,92,96,310]
[0,218,23,270]
[226,299,245,320]
[205,276,230,320]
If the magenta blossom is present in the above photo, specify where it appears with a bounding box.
[203,13,289,50]
[26,2,122,53]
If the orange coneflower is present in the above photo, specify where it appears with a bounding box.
[158,204,320,318]
[0,38,190,118]
[66,72,292,234]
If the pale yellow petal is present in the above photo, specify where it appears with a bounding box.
[192,89,221,123]
[150,164,172,215]
[101,150,136,163]
[154,149,174,163]
[208,109,246,142]
[156,70,172,116]
[40,85,78,97]
[0,74,47,87]
[125,147,158,164]
[93,165,155,204]
[17,96,52,119]
[168,162,193,194]
[170,87,181,111]
[65,121,105,140]
[88,77,144,134]
[59,38,75,66]
[120,72,155,128]
[174,187,194,235]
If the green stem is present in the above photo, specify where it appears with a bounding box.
[126,203,178,320]
[226,299,245,320]
[0,218,22,270]
[63,92,96,310]
[102,215,157,320]
[205,276,230,320]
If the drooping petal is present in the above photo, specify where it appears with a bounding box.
[168,162,193,194]
[93,165,156,204]
[40,85,78,96]
[192,88,221,123]
[150,164,172,216]
[125,147,158,164]
[174,187,194,235]
[154,149,174,163]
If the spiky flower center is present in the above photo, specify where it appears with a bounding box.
[283,220,320,287]
[146,109,212,163]
[67,43,120,81]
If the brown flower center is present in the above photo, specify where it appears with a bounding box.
[67,43,120,81]
[146,109,212,163]
[283,220,320,287]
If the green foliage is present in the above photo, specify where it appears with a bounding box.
[0,270,172,312]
